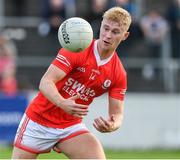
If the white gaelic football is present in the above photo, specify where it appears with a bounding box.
[58,17,93,52]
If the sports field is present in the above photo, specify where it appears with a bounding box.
[1,146,180,159]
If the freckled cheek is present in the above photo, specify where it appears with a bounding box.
[99,31,105,38]
[112,37,119,43]
[113,38,121,47]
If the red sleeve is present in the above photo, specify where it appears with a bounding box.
[52,48,78,74]
[109,69,127,101]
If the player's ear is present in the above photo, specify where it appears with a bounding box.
[122,32,129,41]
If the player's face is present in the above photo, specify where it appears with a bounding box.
[99,19,129,51]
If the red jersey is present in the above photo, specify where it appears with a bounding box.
[26,40,127,128]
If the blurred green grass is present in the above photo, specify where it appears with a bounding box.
[1,146,180,159]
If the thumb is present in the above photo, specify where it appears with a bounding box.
[69,93,80,100]
[110,114,115,122]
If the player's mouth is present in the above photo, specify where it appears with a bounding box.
[103,40,111,45]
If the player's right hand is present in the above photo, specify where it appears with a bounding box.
[58,94,89,118]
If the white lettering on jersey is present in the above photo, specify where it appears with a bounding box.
[63,78,96,101]
[72,81,85,92]
[56,55,70,67]
[79,87,95,97]
[92,69,100,74]
[89,69,100,80]
[77,67,86,72]
[65,77,74,86]
[89,72,97,80]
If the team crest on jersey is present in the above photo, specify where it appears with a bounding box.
[102,79,111,89]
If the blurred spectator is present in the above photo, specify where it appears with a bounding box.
[0,36,18,95]
[89,0,108,38]
[115,0,139,21]
[76,0,92,21]
[11,0,26,16]
[38,0,66,37]
[166,0,180,59]
[140,9,169,80]
[113,0,142,56]
[115,0,142,38]
[38,0,76,37]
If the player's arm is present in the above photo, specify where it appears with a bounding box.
[39,64,88,118]
[108,97,124,130]
[39,64,66,105]
[93,97,124,133]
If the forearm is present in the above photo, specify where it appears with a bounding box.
[39,78,65,106]
[39,77,89,118]
[108,97,124,131]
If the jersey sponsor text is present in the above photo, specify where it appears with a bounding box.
[62,77,96,101]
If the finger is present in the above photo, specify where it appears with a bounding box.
[100,116,111,127]
[93,122,106,133]
[94,118,108,130]
[96,117,107,127]
[94,118,102,127]
[78,112,88,116]
[72,112,88,118]
[72,110,88,116]
[72,107,88,113]
[74,104,89,109]
[93,122,101,131]
[98,117,111,130]
[100,117,115,131]
[72,113,84,118]
[69,93,80,100]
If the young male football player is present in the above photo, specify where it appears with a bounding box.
[12,6,131,159]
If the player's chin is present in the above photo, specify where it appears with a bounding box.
[101,42,110,48]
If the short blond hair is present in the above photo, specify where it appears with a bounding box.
[103,7,132,31]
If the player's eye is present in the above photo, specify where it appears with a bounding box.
[112,30,120,34]
[103,26,109,31]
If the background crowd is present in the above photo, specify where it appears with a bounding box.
[0,0,179,95]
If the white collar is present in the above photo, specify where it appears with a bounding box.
[93,40,114,67]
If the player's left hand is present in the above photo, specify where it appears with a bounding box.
[93,115,118,133]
